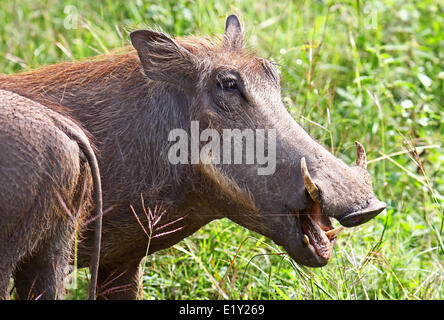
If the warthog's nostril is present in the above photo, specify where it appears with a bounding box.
[339,199,386,227]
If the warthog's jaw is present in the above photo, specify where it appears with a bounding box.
[294,196,386,263]
[296,202,342,261]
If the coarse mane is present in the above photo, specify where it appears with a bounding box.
[0,33,261,112]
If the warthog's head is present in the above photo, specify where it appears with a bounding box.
[130,15,386,267]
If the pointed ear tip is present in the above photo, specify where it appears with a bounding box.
[226,14,242,29]
[130,30,147,43]
[130,29,173,47]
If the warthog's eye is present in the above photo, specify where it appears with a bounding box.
[217,77,238,92]
[213,70,247,109]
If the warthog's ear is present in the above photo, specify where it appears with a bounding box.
[223,14,243,51]
[130,30,198,86]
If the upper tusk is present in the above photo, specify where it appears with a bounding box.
[300,157,321,203]
[355,141,367,169]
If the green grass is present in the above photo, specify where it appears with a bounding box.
[1,0,443,300]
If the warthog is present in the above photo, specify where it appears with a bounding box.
[0,90,103,300]
[0,15,385,299]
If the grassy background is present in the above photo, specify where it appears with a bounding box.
[1,0,442,299]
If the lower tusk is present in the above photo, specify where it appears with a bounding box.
[325,226,344,238]
[303,234,310,246]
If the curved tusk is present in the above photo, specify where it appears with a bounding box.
[300,157,321,203]
[355,141,367,169]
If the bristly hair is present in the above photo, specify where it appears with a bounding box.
[0,30,270,104]
[198,153,258,215]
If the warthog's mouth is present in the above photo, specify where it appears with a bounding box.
[296,157,342,260]
[295,202,343,261]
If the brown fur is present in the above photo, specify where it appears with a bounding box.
[198,156,258,215]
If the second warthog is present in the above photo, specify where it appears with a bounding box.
[0,90,102,299]
[0,15,385,299]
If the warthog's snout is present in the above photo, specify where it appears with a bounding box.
[339,198,386,227]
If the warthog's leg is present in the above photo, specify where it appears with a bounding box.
[96,263,141,300]
[0,243,18,300]
[13,176,90,300]
[0,203,46,299]
[13,220,75,300]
